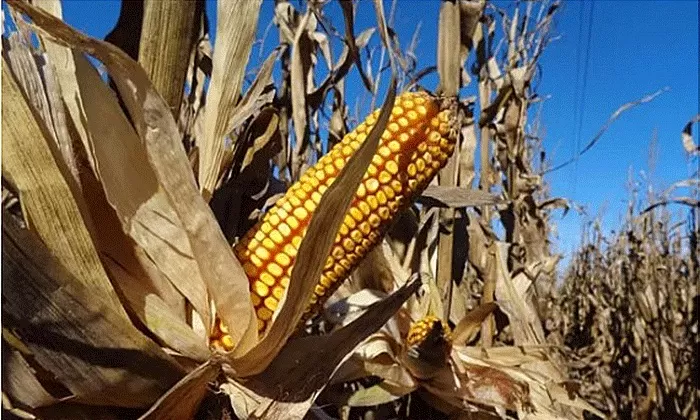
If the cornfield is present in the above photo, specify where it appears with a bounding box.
[1,1,697,419]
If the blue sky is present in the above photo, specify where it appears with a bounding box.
[53,0,699,261]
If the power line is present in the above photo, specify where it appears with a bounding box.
[572,1,595,197]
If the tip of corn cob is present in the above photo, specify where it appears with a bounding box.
[211,91,459,351]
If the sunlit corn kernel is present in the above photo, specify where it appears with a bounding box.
[391,180,403,193]
[260,272,276,287]
[309,294,318,305]
[274,252,291,268]
[272,286,285,300]
[221,335,234,349]
[261,238,275,251]
[281,198,294,212]
[361,239,371,249]
[254,230,265,242]
[347,253,359,264]
[324,256,334,269]
[287,215,299,230]
[431,160,442,169]
[313,169,325,181]
[398,117,409,127]
[385,160,399,175]
[269,229,284,245]
[423,152,433,164]
[378,207,391,220]
[359,201,371,215]
[292,236,302,248]
[304,200,316,213]
[367,196,379,211]
[416,105,427,116]
[343,238,355,252]
[407,163,417,177]
[356,183,367,198]
[351,138,362,149]
[350,229,363,243]
[301,183,313,194]
[388,122,400,133]
[334,264,345,277]
[378,146,391,158]
[408,179,418,190]
[388,201,400,212]
[264,296,279,312]
[367,164,378,176]
[289,195,302,208]
[332,246,345,259]
[255,247,270,261]
[254,281,269,297]
[356,122,367,133]
[331,158,343,170]
[368,231,380,242]
[276,207,288,219]
[385,142,399,154]
[281,277,290,288]
[416,158,426,172]
[344,214,357,229]
[375,190,388,205]
[402,99,414,109]
[250,253,264,268]
[416,173,426,184]
[320,275,333,288]
[307,175,320,188]
[368,214,381,228]
[350,207,364,222]
[381,131,392,141]
[407,110,418,121]
[372,154,383,166]
[339,259,351,269]
[366,178,380,193]
[243,262,258,278]
[430,117,440,128]
[257,306,273,321]
[314,284,326,297]
[392,106,403,117]
[399,133,410,143]
[378,171,392,185]
[428,130,442,143]
[417,142,428,153]
[268,213,281,226]
[283,243,297,258]
[359,221,371,235]
[338,223,349,236]
[267,262,282,277]
[251,293,262,307]
[342,145,353,156]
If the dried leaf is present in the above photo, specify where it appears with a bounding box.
[138,0,198,116]
[290,10,313,179]
[199,0,262,197]
[139,360,221,420]
[418,186,505,208]
[2,213,184,408]
[243,279,420,410]
[1,57,125,317]
[6,0,260,353]
[452,302,498,345]
[72,52,210,333]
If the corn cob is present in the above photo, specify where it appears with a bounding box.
[212,91,457,350]
[406,315,453,348]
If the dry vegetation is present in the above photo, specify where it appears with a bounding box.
[1,0,697,419]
